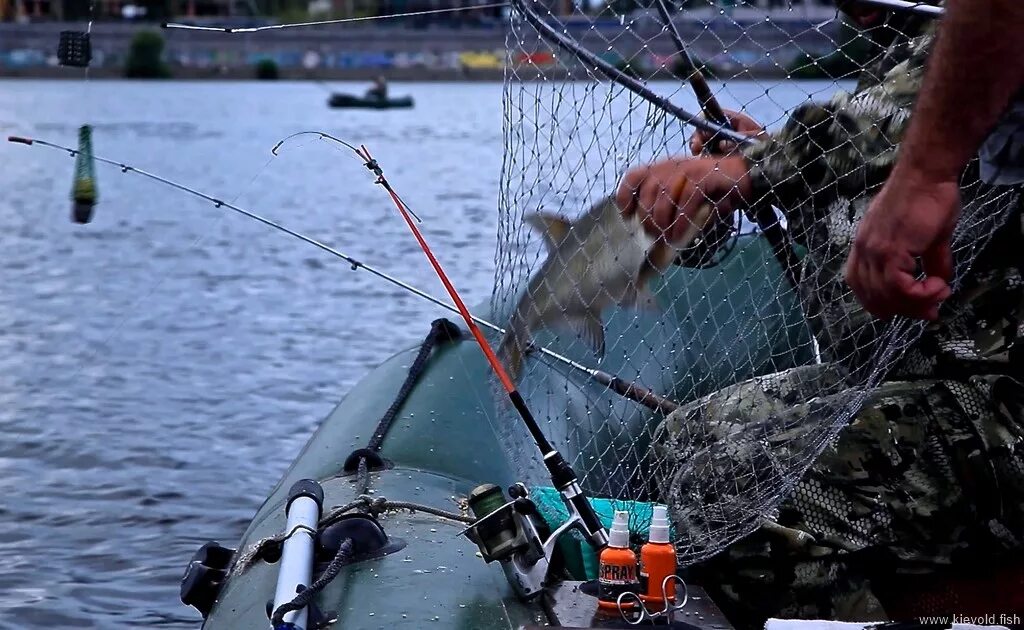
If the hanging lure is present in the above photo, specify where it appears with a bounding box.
[57,30,92,68]
[57,25,96,224]
[71,125,98,224]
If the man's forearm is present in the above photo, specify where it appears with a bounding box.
[898,0,1024,181]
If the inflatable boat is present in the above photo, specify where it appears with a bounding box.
[179,235,812,629]
[327,93,415,109]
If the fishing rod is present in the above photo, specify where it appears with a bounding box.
[270,133,676,417]
[6,134,679,420]
[163,1,510,33]
[347,141,610,551]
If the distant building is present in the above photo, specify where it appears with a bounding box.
[0,0,840,22]
[166,0,264,17]
[1,0,61,20]
[1,0,184,21]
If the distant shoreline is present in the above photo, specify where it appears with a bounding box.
[1,19,828,82]
[2,66,510,80]
[0,66,792,81]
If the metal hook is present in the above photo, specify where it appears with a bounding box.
[616,574,688,625]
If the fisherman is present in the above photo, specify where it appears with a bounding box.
[616,0,1024,625]
[366,75,389,101]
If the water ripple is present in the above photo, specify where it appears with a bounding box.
[0,78,503,629]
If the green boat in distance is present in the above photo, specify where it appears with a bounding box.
[328,93,415,109]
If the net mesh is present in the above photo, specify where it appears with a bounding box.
[490,0,1022,567]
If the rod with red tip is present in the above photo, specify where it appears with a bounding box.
[358,144,609,550]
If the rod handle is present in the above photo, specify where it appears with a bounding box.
[601,374,679,415]
[8,136,33,145]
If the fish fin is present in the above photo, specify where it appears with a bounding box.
[674,203,715,247]
[567,311,606,359]
[497,318,531,382]
[623,280,660,313]
[525,212,572,251]
[637,241,676,287]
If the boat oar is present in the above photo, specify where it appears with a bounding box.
[356,143,609,550]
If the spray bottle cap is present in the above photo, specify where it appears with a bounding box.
[649,505,670,544]
[608,510,630,548]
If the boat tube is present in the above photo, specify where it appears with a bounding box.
[181,235,812,629]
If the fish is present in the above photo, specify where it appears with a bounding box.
[497,196,713,381]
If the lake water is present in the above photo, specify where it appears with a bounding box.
[0,78,844,628]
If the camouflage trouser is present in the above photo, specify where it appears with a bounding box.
[660,369,1024,629]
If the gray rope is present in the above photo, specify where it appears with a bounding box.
[232,499,366,573]
[355,457,370,496]
[233,495,472,574]
[270,538,353,627]
[362,498,474,524]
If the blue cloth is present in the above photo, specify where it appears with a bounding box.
[530,487,674,580]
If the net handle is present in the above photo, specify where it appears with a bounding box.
[509,0,750,145]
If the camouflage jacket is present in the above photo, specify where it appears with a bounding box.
[740,20,1024,379]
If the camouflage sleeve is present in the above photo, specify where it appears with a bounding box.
[740,29,933,217]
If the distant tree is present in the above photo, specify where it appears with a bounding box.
[255,58,280,79]
[124,31,171,78]
[787,15,874,79]
[606,0,640,15]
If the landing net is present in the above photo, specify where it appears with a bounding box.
[491,0,1021,566]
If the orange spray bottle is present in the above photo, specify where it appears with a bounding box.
[597,510,639,611]
[639,504,677,604]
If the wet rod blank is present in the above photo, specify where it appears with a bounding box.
[6,134,679,416]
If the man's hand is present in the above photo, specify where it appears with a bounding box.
[690,109,766,156]
[844,168,960,321]
[842,0,1024,321]
[615,155,752,243]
